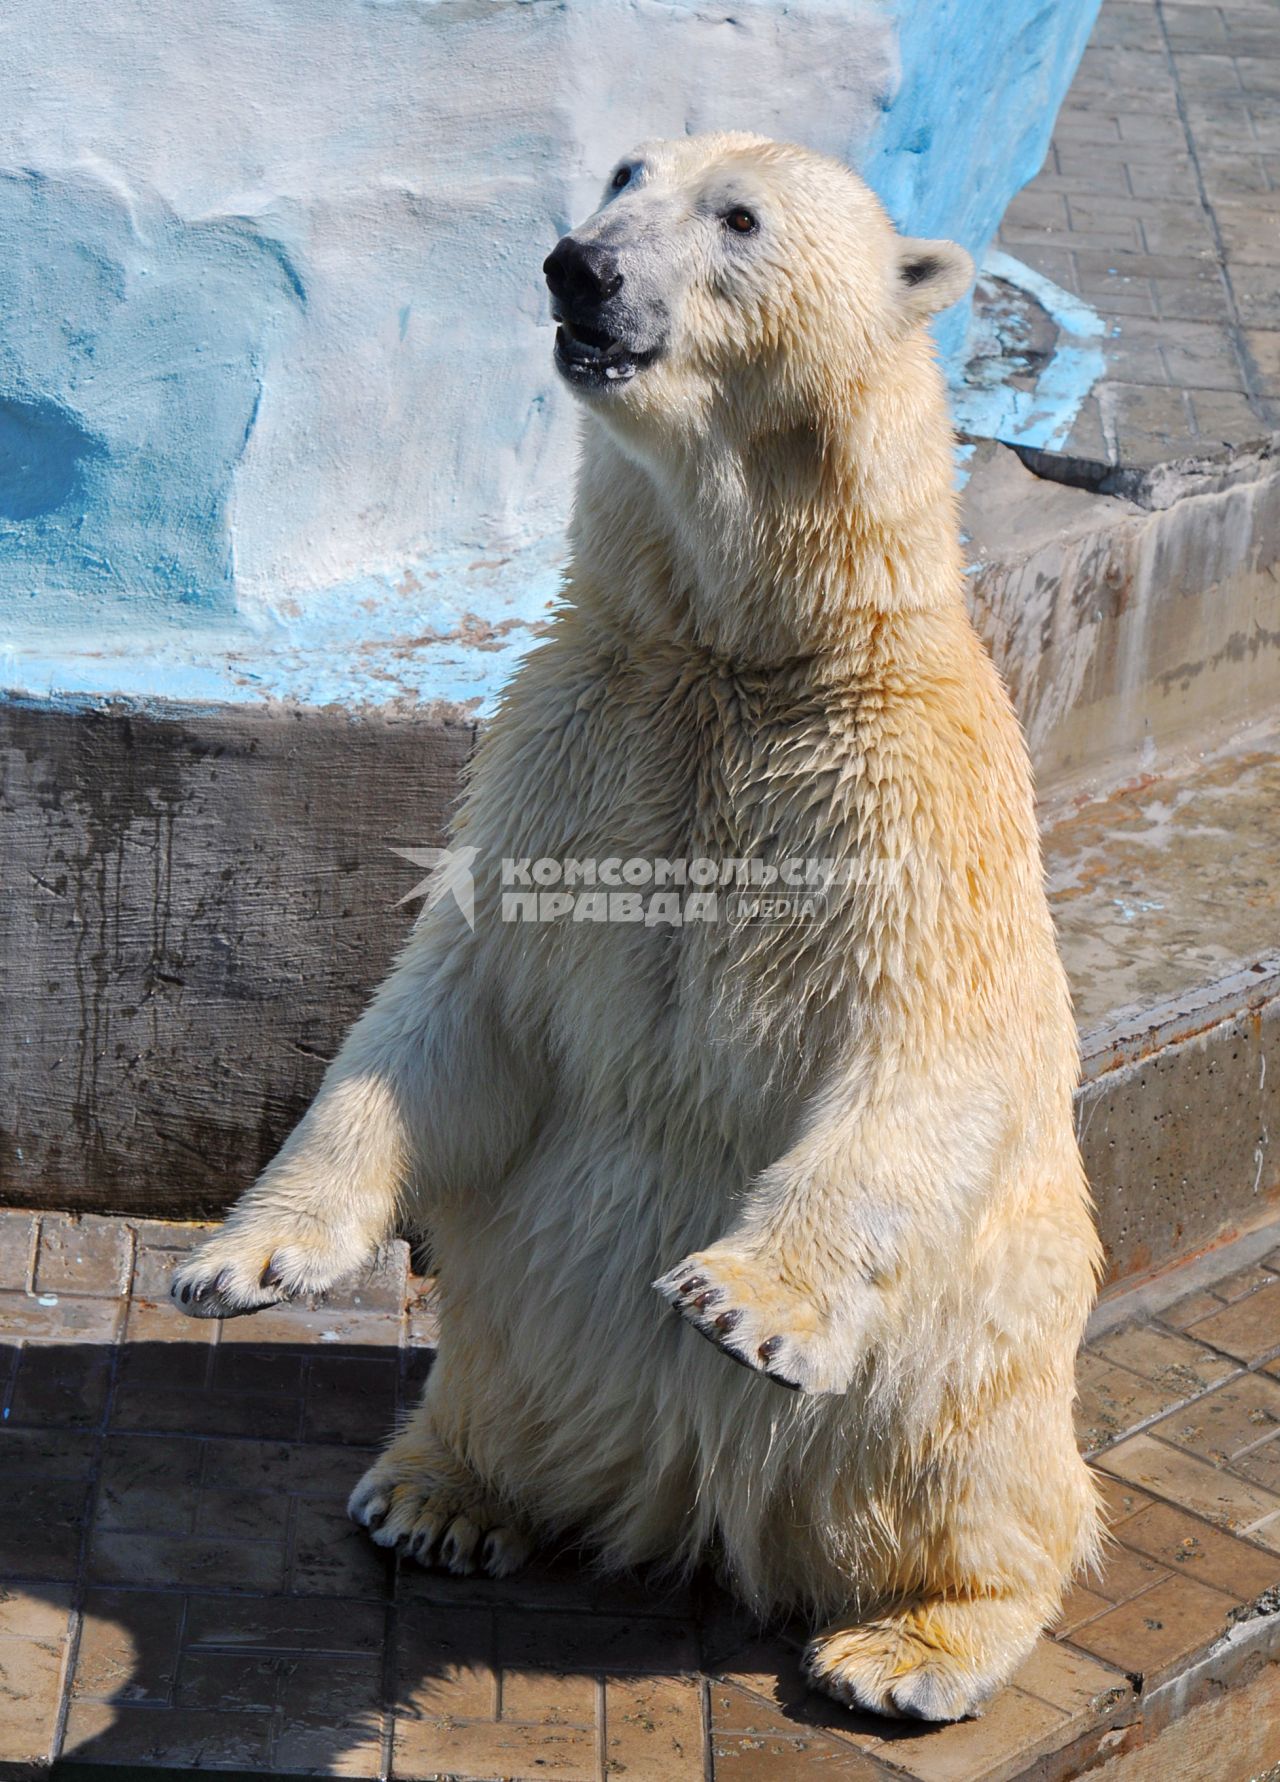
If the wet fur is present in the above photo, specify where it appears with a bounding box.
[174,134,1101,1720]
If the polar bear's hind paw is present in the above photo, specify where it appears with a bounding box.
[349,1464,532,1578]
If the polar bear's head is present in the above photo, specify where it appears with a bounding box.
[544,132,972,434]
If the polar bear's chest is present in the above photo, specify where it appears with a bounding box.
[484,657,868,1136]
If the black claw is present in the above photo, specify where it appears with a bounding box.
[757,1335,784,1364]
[180,1283,192,1303]
[692,1289,721,1312]
[679,1275,706,1295]
[714,1309,741,1335]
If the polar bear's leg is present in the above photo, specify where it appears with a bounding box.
[802,1593,1047,1722]
[172,923,538,1319]
[654,1094,907,1395]
[348,1401,533,1579]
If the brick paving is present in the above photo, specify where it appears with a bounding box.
[2,1209,1280,1779]
[993,0,1280,466]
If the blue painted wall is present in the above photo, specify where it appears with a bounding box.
[0,0,1100,710]
[864,0,1103,366]
[0,171,304,620]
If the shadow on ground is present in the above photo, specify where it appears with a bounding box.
[1,1333,959,1779]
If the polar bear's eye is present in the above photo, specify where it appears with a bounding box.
[611,166,632,191]
[723,208,758,235]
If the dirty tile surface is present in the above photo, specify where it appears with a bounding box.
[2,1209,1280,1780]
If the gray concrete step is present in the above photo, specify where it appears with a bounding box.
[1049,724,1280,1282]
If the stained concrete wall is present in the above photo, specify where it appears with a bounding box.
[0,701,472,1216]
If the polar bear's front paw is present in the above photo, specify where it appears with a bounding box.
[349,1461,532,1578]
[170,1215,372,1321]
[803,1599,1034,1722]
[654,1245,850,1394]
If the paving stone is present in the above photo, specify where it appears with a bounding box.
[34,1212,131,1299]
[1008,1637,1132,1719]
[393,1714,599,1780]
[1187,386,1271,439]
[97,1431,205,1533]
[72,1588,185,1704]
[275,1653,387,1776]
[1189,1278,1280,1363]
[1147,1370,1280,1465]
[1226,1432,1280,1494]
[1101,1433,1280,1533]
[868,1685,1072,1782]
[1117,1499,1280,1600]
[7,1341,113,1428]
[603,1674,708,1780]
[114,1373,301,1443]
[61,1699,275,1770]
[710,1634,890,1752]
[1075,1352,1189,1452]
[301,1349,400,1445]
[1062,1571,1240,1686]
[494,1606,701,1679]
[89,1528,288,1593]
[1089,1321,1240,1393]
[1055,1581,1113,1634]
[128,1220,208,1301]
[712,1731,881,1778]
[1231,264,1280,327]
[0,1477,91,1583]
[175,1648,287,1712]
[0,1291,122,1342]
[1211,200,1280,264]
[1214,1263,1280,1304]
[1087,1539,1170,1605]
[0,1425,98,1484]
[1245,326,1280,392]
[123,1292,218,1350]
[0,1604,73,1768]
[0,1210,37,1292]
[210,1340,306,1397]
[395,1601,497,1722]
[288,1495,394,1598]
[183,1591,388,1654]
[199,1434,376,1497]
[709,1680,886,1775]
[1161,1287,1229,1330]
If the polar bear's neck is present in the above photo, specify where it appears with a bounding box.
[566,337,965,666]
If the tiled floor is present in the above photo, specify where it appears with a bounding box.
[991,0,1280,465]
[3,1209,1280,1780]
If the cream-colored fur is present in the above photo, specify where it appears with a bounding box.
[173,134,1102,1722]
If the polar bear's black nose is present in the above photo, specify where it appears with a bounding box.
[544,237,623,310]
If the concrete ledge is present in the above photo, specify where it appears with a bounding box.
[1078,973,1280,1284]
[965,435,1280,802]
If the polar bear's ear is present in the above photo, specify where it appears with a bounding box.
[893,237,974,322]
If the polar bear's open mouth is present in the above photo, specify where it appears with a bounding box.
[554,317,661,389]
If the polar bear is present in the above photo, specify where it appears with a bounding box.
[173,133,1102,1722]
